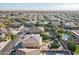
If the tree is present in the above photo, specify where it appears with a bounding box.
[4,18,12,28]
[50,43,60,49]
[5,33,16,40]
[0,23,5,28]
[44,27,49,32]
[39,32,50,41]
[57,28,64,34]
[49,28,57,37]
[19,18,25,24]
[10,33,16,40]
[64,31,71,35]
[10,18,15,23]
[57,27,64,39]
[60,21,63,27]
[35,22,39,26]
[67,43,76,52]
[66,33,76,52]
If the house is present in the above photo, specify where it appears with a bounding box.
[51,20,60,27]
[9,26,24,35]
[20,26,44,33]
[72,30,79,43]
[16,48,40,55]
[0,31,5,39]
[0,28,8,39]
[48,16,61,26]
[15,34,42,55]
[72,30,79,39]
[29,26,44,33]
[0,17,8,23]
[21,34,42,48]
[10,22,22,28]
[64,22,76,29]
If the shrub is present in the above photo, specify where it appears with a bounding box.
[50,43,60,49]
[67,43,76,52]
[40,32,50,40]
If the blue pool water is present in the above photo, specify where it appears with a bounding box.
[62,34,69,41]
[10,43,22,55]
[14,42,22,49]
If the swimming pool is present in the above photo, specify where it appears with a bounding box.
[62,34,69,41]
[10,43,22,55]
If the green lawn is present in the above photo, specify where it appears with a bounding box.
[75,45,79,55]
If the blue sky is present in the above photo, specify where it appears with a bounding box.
[0,3,79,10]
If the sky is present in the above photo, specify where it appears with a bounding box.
[0,3,79,10]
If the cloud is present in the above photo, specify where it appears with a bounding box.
[60,4,79,10]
